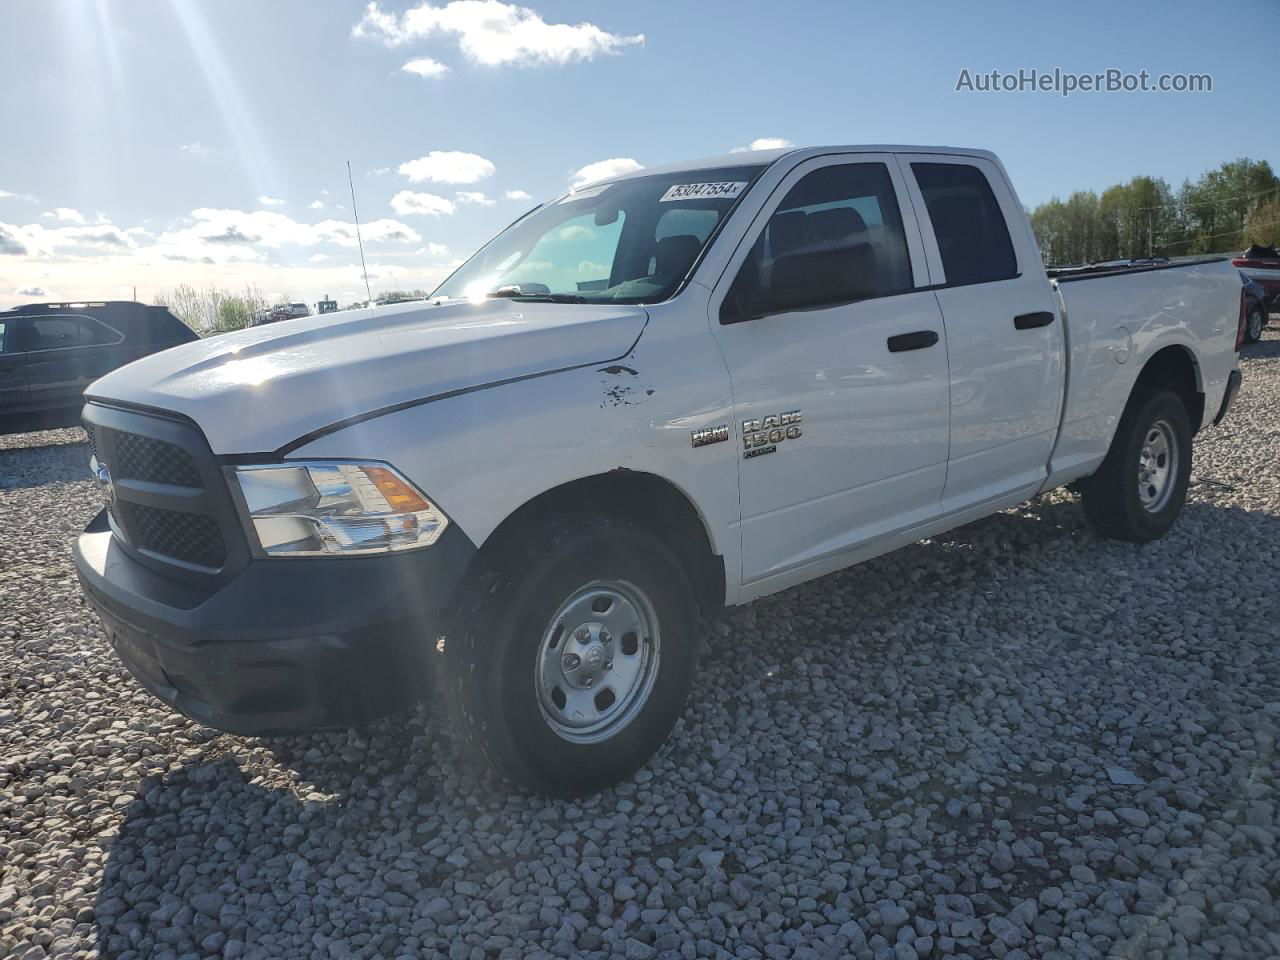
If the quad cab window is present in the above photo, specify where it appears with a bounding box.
[911,162,1018,285]
[723,162,914,321]
[432,165,765,305]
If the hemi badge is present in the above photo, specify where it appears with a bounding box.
[691,424,729,448]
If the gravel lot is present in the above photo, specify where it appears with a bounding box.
[2,336,1278,960]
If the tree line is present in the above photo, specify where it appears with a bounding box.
[1028,158,1280,266]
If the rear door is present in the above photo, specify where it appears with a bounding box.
[23,314,125,411]
[709,154,951,587]
[899,154,1064,512]
[0,318,28,413]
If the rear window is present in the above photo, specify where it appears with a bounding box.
[912,162,1018,286]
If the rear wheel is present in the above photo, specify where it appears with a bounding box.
[443,516,699,796]
[1079,388,1192,542]
[1246,305,1266,343]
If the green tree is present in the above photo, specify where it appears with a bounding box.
[1243,194,1280,248]
[1176,158,1279,254]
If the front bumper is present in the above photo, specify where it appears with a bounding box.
[74,509,475,735]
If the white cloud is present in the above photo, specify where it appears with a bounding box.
[1,190,38,203]
[0,207,442,313]
[258,195,286,206]
[505,189,532,201]
[4,220,135,256]
[390,190,456,217]
[354,0,644,67]
[398,150,494,185]
[368,167,392,176]
[419,242,450,257]
[150,208,420,264]
[455,191,494,206]
[0,226,27,255]
[15,285,46,297]
[310,200,326,210]
[180,141,210,158]
[402,57,450,78]
[569,157,642,188]
[730,137,794,153]
[43,207,86,224]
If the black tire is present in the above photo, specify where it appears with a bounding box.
[442,516,699,797]
[1079,388,1192,543]
[1246,305,1266,344]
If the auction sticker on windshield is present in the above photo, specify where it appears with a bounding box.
[659,182,748,202]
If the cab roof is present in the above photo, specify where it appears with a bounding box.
[589,144,1002,188]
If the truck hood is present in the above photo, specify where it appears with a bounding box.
[87,299,648,453]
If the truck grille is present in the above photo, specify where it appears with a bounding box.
[118,502,227,568]
[82,404,245,578]
[113,433,203,487]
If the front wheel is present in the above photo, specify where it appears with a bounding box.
[1079,388,1192,542]
[1246,305,1266,344]
[443,516,699,796]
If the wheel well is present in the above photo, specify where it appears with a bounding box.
[478,470,725,617]
[1134,345,1204,432]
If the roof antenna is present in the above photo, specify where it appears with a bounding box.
[347,160,373,306]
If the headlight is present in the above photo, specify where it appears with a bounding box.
[234,461,448,557]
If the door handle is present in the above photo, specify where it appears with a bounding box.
[1014,311,1055,330]
[887,330,939,352]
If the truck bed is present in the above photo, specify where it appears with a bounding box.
[1046,257,1241,487]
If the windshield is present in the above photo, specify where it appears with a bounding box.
[432,165,767,304]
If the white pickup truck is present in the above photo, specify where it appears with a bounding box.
[73,145,1245,796]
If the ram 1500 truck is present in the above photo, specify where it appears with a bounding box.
[73,145,1246,796]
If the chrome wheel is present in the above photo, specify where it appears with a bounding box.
[1137,418,1178,513]
[535,580,660,744]
[1248,308,1264,342]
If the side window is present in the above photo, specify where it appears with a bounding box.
[76,317,121,346]
[911,162,1017,286]
[0,320,7,353]
[26,315,118,350]
[28,317,83,350]
[726,162,913,320]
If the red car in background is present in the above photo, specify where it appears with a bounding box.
[1233,243,1280,311]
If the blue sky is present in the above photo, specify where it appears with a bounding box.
[1,0,1276,309]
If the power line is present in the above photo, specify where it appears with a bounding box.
[1137,184,1280,212]
[1158,218,1280,249]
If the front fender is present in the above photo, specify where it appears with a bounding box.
[287,309,743,602]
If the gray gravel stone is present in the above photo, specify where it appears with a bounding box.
[2,331,1278,958]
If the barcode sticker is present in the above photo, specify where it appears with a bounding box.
[659,181,748,202]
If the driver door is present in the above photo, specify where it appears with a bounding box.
[708,155,951,589]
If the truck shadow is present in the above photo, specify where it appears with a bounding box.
[91,497,1280,956]
[1240,336,1280,360]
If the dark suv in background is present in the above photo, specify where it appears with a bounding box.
[0,300,197,434]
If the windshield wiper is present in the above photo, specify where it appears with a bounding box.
[485,287,588,304]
